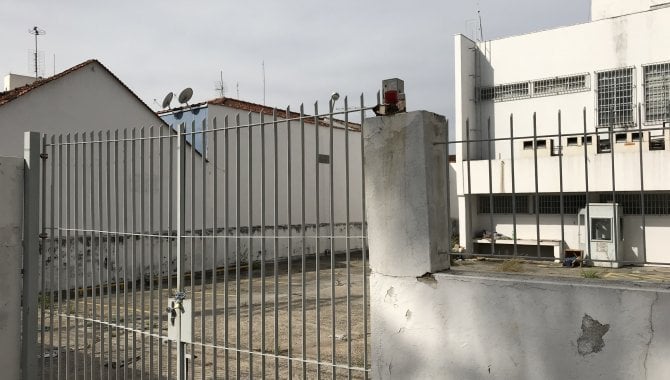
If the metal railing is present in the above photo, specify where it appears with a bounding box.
[446,104,670,267]
[31,96,372,379]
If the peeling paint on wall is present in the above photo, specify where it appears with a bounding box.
[577,314,610,356]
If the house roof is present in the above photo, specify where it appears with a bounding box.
[0,59,163,124]
[158,96,361,131]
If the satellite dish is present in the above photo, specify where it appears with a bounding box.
[178,88,193,105]
[161,92,174,109]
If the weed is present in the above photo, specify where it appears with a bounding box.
[581,269,601,279]
[498,259,524,273]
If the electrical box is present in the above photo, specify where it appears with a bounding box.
[578,203,624,268]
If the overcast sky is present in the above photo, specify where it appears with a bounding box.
[1,0,590,122]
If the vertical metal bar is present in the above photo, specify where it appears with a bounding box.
[74,132,80,380]
[533,114,541,257]
[510,115,518,256]
[344,97,352,380]
[168,125,175,379]
[299,104,307,380]
[87,132,95,380]
[141,127,148,380]
[558,111,565,260]
[583,108,592,262]
[66,133,72,379]
[286,106,294,380]
[49,135,56,380]
[445,120,452,257]
[328,99,337,380]
[609,115,618,264]
[177,123,187,380]
[58,133,65,380]
[22,131,40,380]
[637,104,647,263]
[131,129,138,380]
[259,112,266,380]
[189,121,196,380]
[116,129,122,380]
[211,118,219,380]
[465,122,473,256]
[487,118,495,254]
[201,119,207,380]
[314,102,322,380]
[40,134,47,379]
[223,116,230,380]
[81,132,89,380]
[100,131,108,380]
[158,125,165,380]
[360,94,368,380]
[247,112,254,380]
[122,129,129,380]
[235,115,242,380]
[272,109,279,379]
[149,126,155,380]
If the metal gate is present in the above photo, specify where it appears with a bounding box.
[30,96,371,379]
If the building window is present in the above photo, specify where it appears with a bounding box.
[536,139,547,149]
[533,74,590,96]
[631,132,641,142]
[591,218,612,241]
[567,137,579,146]
[523,141,534,150]
[615,133,627,143]
[600,192,670,215]
[538,194,586,214]
[582,136,593,145]
[478,195,529,214]
[480,82,530,102]
[643,63,670,123]
[597,68,635,127]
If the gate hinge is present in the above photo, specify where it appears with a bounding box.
[40,153,48,159]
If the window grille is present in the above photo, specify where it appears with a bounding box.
[597,68,635,127]
[479,82,530,102]
[478,195,529,214]
[643,63,670,123]
[537,194,586,214]
[533,74,590,96]
[600,192,670,215]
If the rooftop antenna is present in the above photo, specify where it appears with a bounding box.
[215,70,226,97]
[28,26,46,78]
[262,60,266,105]
[178,88,193,106]
[236,82,240,99]
[477,7,484,41]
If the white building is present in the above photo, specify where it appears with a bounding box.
[0,59,166,157]
[455,0,670,265]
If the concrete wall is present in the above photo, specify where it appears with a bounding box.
[0,156,24,380]
[371,271,670,380]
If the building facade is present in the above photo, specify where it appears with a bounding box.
[455,0,670,264]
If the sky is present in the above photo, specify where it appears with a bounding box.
[1,0,590,123]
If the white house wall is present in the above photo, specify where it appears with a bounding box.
[0,61,165,158]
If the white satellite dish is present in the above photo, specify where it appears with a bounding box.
[178,88,193,105]
[162,92,174,109]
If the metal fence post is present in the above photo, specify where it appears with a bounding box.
[22,131,41,380]
[176,124,187,380]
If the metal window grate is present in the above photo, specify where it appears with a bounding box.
[644,63,670,123]
[478,195,529,214]
[533,74,590,96]
[597,68,635,127]
[600,192,670,215]
[537,194,586,214]
[479,82,530,102]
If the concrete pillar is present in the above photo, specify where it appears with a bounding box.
[364,110,451,277]
[0,156,24,380]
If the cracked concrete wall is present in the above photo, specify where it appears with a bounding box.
[371,271,670,379]
[0,156,23,380]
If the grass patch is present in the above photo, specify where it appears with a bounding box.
[581,269,601,279]
[498,259,524,273]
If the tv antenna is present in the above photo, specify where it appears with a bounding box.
[262,60,266,105]
[28,26,46,78]
[178,88,193,106]
[215,70,227,97]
